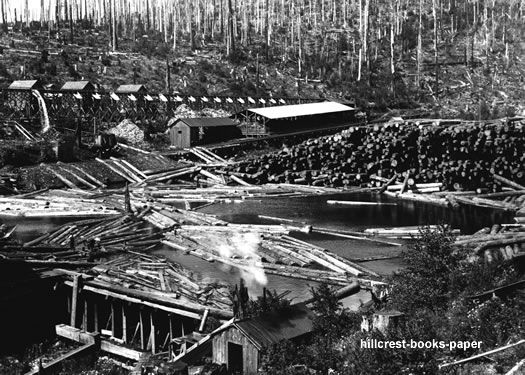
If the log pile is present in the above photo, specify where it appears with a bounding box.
[0,190,121,218]
[364,225,460,239]
[130,183,342,207]
[230,120,524,191]
[454,224,525,262]
[27,215,163,252]
[91,252,232,312]
[162,223,384,286]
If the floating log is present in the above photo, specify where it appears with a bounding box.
[327,200,396,206]
[313,228,402,247]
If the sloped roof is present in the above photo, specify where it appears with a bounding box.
[61,81,95,91]
[228,304,315,350]
[115,84,148,94]
[171,117,238,128]
[247,101,354,120]
[8,80,41,90]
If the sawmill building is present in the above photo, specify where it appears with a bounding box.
[244,101,355,134]
[167,117,241,148]
[211,303,315,374]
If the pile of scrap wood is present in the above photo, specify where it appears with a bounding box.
[454,224,525,262]
[91,252,232,312]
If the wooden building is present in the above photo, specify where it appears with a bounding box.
[60,81,96,114]
[115,84,148,95]
[5,80,43,116]
[167,117,241,148]
[115,84,151,116]
[211,304,314,374]
[244,101,355,135]
[8,79,43,91]
[60,80,96,92]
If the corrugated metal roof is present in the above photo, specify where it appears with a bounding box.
[171,117,238,128]
[233,303,315,349]
[8,80,41,90]
[61,81,94,91]
[247,101,354,120]
[115,84,147,93]
[248,101,353,120]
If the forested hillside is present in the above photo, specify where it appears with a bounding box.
[1,0,524,117]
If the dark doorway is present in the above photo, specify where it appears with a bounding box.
[228,342,243,374]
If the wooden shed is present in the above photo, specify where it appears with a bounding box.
[211,303,314,374]
[167,117,241,148]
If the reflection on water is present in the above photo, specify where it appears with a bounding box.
[200,192,513,234]
[5,192,512,306]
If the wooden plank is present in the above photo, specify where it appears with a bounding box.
[24,342,97,375]
[199,309,209,332]
[100,339,148,361]
[66,282,202,320]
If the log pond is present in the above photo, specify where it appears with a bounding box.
[7,191,514,308]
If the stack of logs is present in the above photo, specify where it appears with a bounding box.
[230,120,524,191]
[454,224,525,263]
[92,252,232,311]
[0,215,164,266]
[163,223,383,287]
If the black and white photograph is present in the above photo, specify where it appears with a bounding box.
[0,0,524,374]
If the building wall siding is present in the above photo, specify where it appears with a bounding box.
[212,327,260,374]
[169,123,192,148]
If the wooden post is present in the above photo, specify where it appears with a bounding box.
[168,314,174,360]
[93,301,99,333]
[110,302,115,338]
[82,299,88,331]
[139,310,145,350]
[70,275,80,327]
[150,312,156,354]
[122,304,127,343]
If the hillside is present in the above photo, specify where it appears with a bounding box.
[0,0,524,119]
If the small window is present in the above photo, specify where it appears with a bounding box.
[178,130,182,134]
